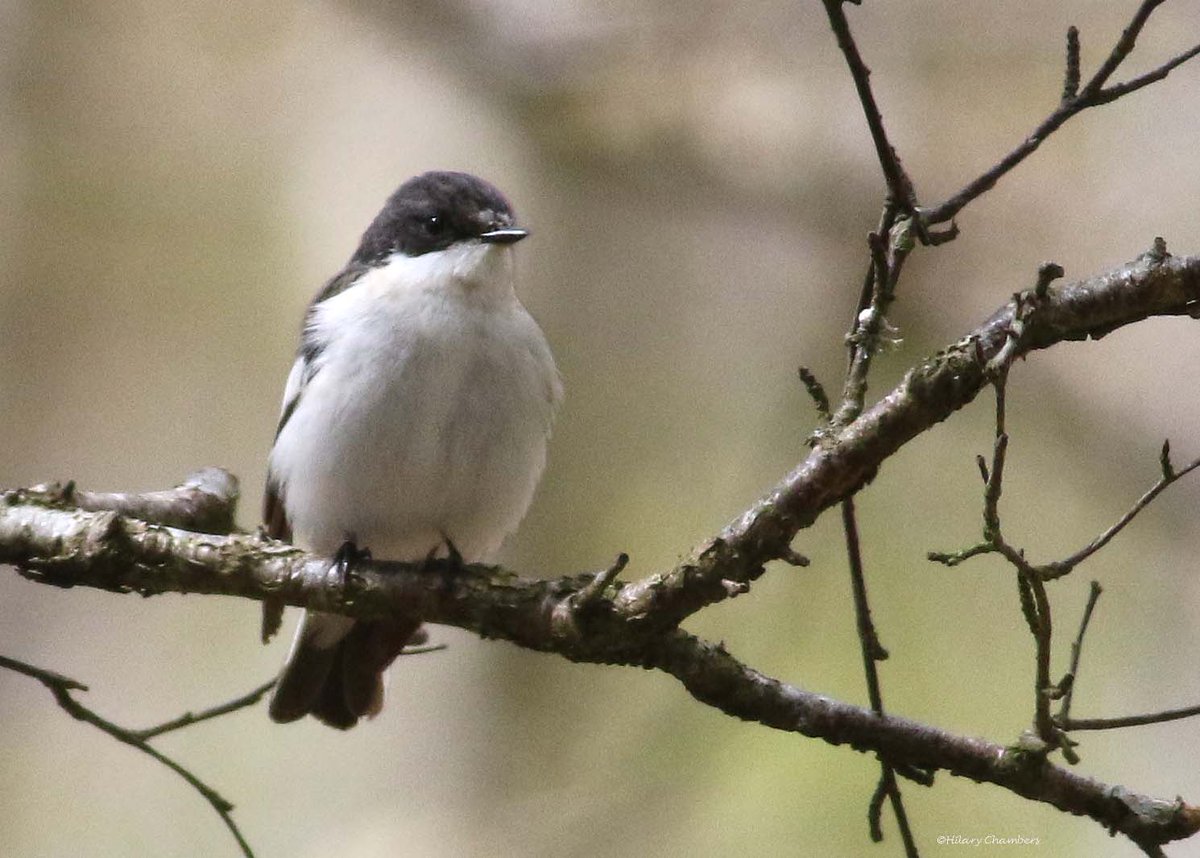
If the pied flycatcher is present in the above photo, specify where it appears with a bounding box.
[263,171,562,728]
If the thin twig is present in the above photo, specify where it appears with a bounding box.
[936,372,1060,743]
[924,1,1200,224]
[988,375,1057,742]
[135,680,276,740]
[573,553,630,610]
[1091,43,1200,104]
[834,213,913,427]
[982,379,1008,540]
[1080,0,1166,96]
[842,499,920,854]
[819,0,918,213]
[0,655,257,857]
[884,766,920,858]
[798,366,832,425]
[1063,703,1200,732]
[399,642,450,656]
[1062,26,1081,101]
[1057,581,1103,726]
[927,541,994,567]
[843,499,888,677]
[1038,453,1200,580]
[834,206,896,430]
[929,358,1200,749]
[1025,564,1055,741]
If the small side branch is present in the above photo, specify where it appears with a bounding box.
[134,680,276,741]
[819,1,918,213]
[929,276,1200,765]
[1054,583,1200,735]
[1056,581,1103,728]
[11,467,240,535]
[1062,26,1081,101]
[842,498,921,856]
[1081,0,1171,95]
[834,212,913,428]
[0,655,259,857]
[1062,704,1200,732]
[1038,449,1200,580]
[932,370,1059,744]
[924,1,1200,224]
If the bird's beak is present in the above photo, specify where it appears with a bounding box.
[480,228,528,245]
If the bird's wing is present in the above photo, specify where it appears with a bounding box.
[260,265,364,642]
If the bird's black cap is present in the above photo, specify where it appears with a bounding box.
[352,171,525,265]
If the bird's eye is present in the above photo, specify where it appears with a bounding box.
[423,215,444,236]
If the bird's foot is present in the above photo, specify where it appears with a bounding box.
[332,538,372,587]
[422,533,464,570]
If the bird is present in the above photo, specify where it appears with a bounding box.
[262,170,562,728]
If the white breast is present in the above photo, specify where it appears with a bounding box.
[268,242,562,562]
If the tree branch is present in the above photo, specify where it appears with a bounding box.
[5,245,1200,851]
[618,243,1200,630]
[12,467,240,535]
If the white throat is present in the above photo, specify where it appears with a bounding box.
[367,241,517,306]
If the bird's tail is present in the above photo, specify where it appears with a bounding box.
[268,611,423,729]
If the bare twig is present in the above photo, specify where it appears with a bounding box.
[134,679,276,741]
[400,642,450,656]
[1057,581,1103,727]
[1050,576,1200,738]
[834,214,914,427]
[798,366,832,425]
[931,370,1063,743]
[878,766,919,857]
[1090,43,1200,104]
[0,655,257,857]
[842,497,920,855]
[1062,26,1081,102]
[574,553,630,609]
[930,339,1200,754]
[843,499,888,674]
[985,376,1057,742]
[1063,703,1200,732]
[1080,0,1169,95]
[924,1,1200,224]
[1022,562,1056,743]
[819,1,918,213]
[1038,452,1200,580]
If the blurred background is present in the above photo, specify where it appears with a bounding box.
[2,1,1199,856]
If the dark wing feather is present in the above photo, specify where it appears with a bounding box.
[259,479,291,643]
[260,360,305,643]
[260,265,367,643]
